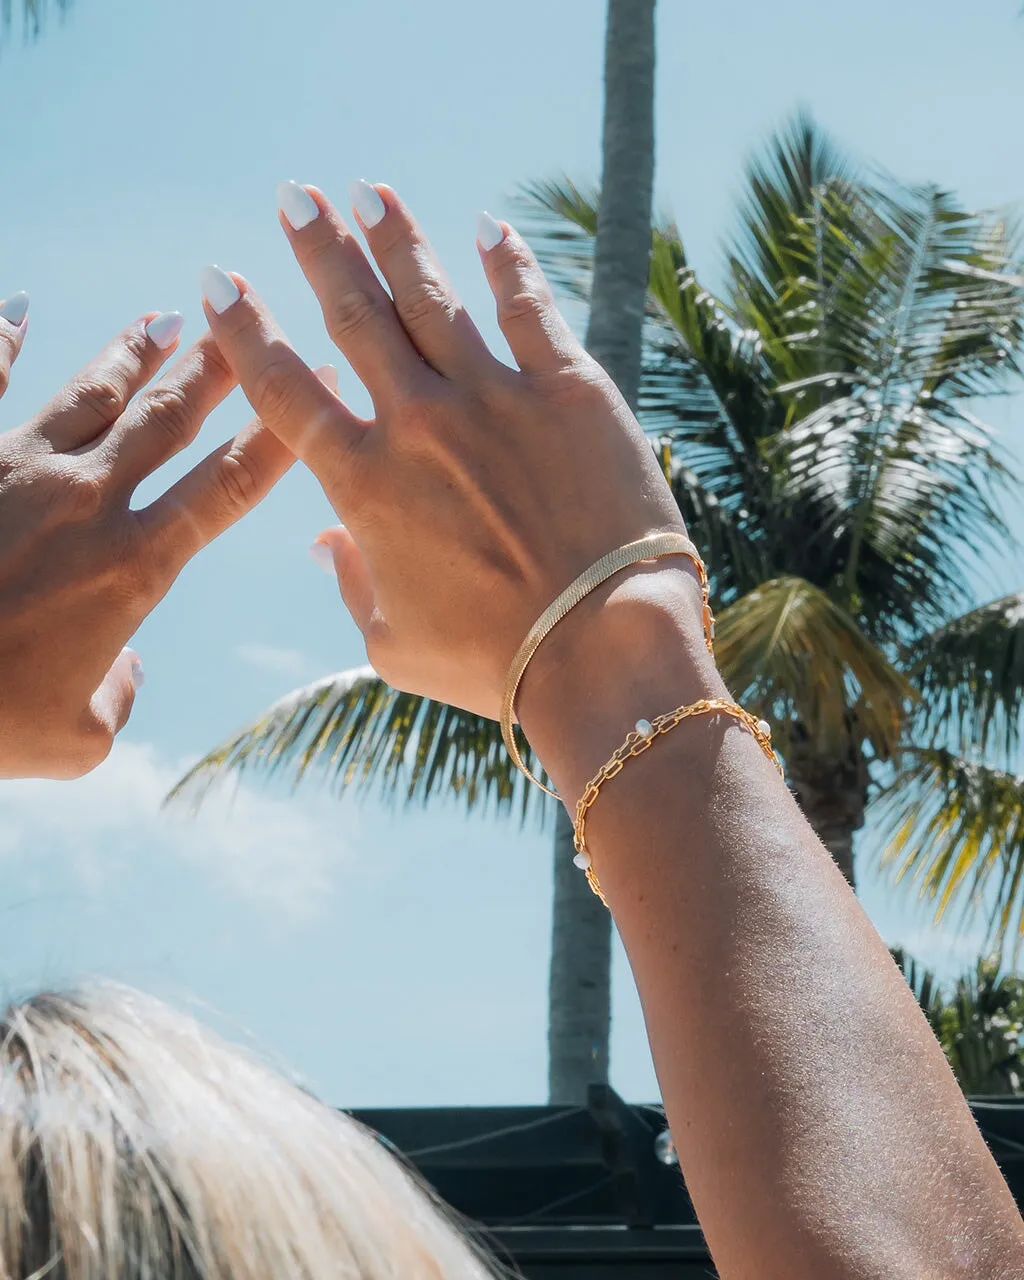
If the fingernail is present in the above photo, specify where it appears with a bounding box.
[477,212,505,252]
[145,311,184,350]
[200,265,241,315]
[122,648,145,690]
[278,180,320,231]
[309,541,335,575]
[314,363,339,393]
[350,179,386,229]
[0,291,30,326]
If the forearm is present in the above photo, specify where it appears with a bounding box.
[519,564,1024,1280]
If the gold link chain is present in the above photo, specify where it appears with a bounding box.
[574,698,784,906]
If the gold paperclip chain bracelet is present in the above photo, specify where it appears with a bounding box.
[573,699,784,906]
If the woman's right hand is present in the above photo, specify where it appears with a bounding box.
[196,182,711,744]
[0,296,295,780]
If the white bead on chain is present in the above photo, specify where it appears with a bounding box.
[572,715,775,876]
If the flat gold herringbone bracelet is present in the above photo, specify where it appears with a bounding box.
[573,699,784,906]
[500,533,715,800]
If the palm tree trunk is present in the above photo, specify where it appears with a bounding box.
[784,739,868,888]
[548,806,612,1102]
[546,0,656,1104]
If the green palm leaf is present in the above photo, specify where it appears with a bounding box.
[769,185,1022,622]
[714,575,912,758]
[892,947,1024,1094]
[518,181,772,602]
[2,0,70,38]
[167,667,548,822]
[906,593,1024,757]
[877,748,1024,953]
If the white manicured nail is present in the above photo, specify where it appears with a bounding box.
[477,212,505,251]
[200,265,241,315]
[145,311,184,350]
[350,179,386,229]
[122,648,145,690]
[0,291,29,326]
[309,541,335,575]
[278,181,320,231]
[314,363,339,393]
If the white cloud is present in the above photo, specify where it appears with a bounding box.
[235,643,309,679]
[0,742,351,922]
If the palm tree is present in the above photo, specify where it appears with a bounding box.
[520,118,1024,896]
[176,0,658,1109]
[2,0,70,40]
[172,115,1024,1090]
[893,948,1024,1094]
[545,0,656,1106]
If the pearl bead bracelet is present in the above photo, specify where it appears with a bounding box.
[572,698,784,906]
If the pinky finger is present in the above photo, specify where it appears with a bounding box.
[0,292,29,400]
[475,216,583,376]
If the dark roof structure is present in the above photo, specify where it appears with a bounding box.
[351,1087,1024,1277]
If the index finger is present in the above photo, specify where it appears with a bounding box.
[198,266,365,492]
[0,292,29,400]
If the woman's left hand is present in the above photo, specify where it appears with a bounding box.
[0,300,295,780]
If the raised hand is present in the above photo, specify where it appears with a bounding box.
[0,298,294,779]
[196,182,701,726]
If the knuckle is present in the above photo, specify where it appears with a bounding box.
[0,363,9,399]
[497,285,553,329]
[529,356,611,406]
[398,277,452,334]
[199,337,234,383]
[252,359,302,425]
[213,447,263,514]
[122,325,151,363]
[70,376,128,423]
[139,385,195,445]
[324,289,379,345]
[57,465,107,521]
[394,389,445,436]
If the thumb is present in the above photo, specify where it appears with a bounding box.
[310,525,375,633]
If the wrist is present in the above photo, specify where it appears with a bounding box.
[516,561,727,806]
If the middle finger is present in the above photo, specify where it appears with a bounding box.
[276,183,428,407]
[30,313,183,453]
[98,332,236,490]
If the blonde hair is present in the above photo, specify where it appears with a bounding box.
[0,985,500,1279]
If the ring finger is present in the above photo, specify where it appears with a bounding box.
[347,181,494,378]
[29,312,184,452]
[275,183,430,407]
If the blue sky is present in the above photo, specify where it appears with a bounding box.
[1,0,1023,1107]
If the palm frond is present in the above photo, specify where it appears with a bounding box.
[891,946,1024,1094]
[876,748,1024,956]
[905,593,1024,758]
[940,956,1024,1095]
[2,0,70,38]
[167,667,548,822]
[714,575,913,758]
[769,183,1022,622]
[517,180,771,601]
[890,946,946,1033]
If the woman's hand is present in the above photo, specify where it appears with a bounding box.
[197,183,700,724]
[0,297,294,780]
[196,187,1024,1277]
